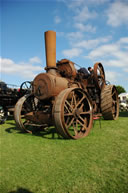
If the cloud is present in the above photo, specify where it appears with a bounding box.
[106,1,128,27]
[61,35,112,59]
[87,0,110,4]
[62,48,83,59]
[74,36,111,49]
[62,0,110,8]
[87,38,128,69]
[64,0,85,8]
[54,15,61,24]
[56,31,65,37]
[105,70,121,84]
[67,31,84,41]
[83,36,128,88]
[0,57,43,79]
[88,44,119,58]
[118,37,128,45]
[74,23,96,33]
[29,56,41,64]
[123,67,128,73]
[74,6,97,22]
[103,59,126,68]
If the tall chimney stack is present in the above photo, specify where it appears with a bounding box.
[45,30,56,69]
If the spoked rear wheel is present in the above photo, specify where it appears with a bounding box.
[53,88,93,139]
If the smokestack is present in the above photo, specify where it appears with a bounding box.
[45,30,56,68]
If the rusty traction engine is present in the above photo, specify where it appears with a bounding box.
[14,31,119,139]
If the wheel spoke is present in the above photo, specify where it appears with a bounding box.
[100,74,104,79]
[76,95,86,108]
[79,103,84,112]
[65,115,71,125]
[94,62,105,89]
[77,119,86,130]
[71,91,77,107]
[66,117,74,129]
[65,99,73,112]
[112,90,117,96]
[64,112,74,116]
[113,99,117,104]
[80,110,92,115]
[79,115,86,124]
[73,120,78,135]
[25,82,28,88]
[54,88,92,139]
[24,100,33,112]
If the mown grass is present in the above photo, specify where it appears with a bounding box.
[0,112,128,193]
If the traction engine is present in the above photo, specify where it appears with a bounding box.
[14,31,119,139]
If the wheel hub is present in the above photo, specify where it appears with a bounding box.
[74,108,80,118]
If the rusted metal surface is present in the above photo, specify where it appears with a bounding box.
[93,62,105,90]
[101,85,119,120]
[14,94,52,133]
[45,31,56,68]
[57,59,77,78]
[53,88,93,139]
[33,72,70,100]
[25,111,52,125]
[14,94,33,133]
[14,30,119,139]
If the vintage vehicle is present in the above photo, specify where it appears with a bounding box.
[0,81,31,124]
[14,31,119,139]
[118,93,128,111]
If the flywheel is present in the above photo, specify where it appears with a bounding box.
[93,62,105,90]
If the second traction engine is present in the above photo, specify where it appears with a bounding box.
[14,30,119,139]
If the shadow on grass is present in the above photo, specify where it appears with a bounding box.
[119,111,128,117]
[5,125,63,140]
[9,187,33,193]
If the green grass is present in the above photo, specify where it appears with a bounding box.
[0,112,128,193]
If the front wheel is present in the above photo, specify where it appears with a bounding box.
[53,88,93,139]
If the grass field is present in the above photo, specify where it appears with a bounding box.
[0,112,128,193]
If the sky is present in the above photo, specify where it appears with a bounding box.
[0,0,128,91]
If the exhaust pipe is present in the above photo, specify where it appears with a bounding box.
[45,30,56,69]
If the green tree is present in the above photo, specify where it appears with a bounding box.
[116,85,126,95]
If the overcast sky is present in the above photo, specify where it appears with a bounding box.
[1,0,128,91]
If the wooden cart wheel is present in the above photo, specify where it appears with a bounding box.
[101,85,119,120]
[14,94,41,133]
[53,88,93,139]
[94,63,105,90]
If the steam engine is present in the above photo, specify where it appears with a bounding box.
[14,31,119,139]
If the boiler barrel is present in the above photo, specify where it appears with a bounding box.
[33,73,69,100]
[45,30,56,68]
